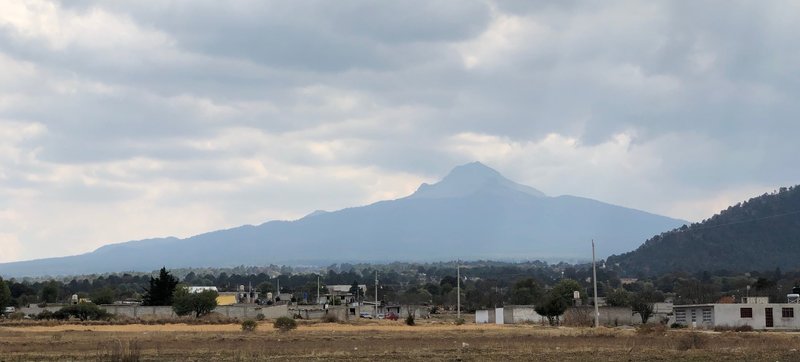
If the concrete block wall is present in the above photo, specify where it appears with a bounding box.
[101,305,177,318]
[19,305,64,316]
[98,304,289,320]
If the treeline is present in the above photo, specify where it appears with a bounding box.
[608,185,800,275]
[3,261,800,316]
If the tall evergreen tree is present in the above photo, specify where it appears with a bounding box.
[142,267,179,306]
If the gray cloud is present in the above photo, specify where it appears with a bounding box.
[0,0,798,261]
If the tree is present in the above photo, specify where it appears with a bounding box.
[605,289,631,307]
[534,279,581,326]
[90,287,116,305]
[348,280,361,300]
[40,281,59,303]
[398,286,432,305]
[257,282,275,294]
[172,288,218,318]
[630,288,664,324]
[0,278,11,312]
[143,267,179,306]
[440,276,457,289]
[551,279,582,303]
[510,278,542,305]
[535,292,570,326]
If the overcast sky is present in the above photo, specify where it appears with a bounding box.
[1,0,798,262]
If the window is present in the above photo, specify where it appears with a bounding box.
[690,309,697,322]
[702,308,712,322]
[783,308,794,318]
[675,309,686,323]
[740,308,753,318]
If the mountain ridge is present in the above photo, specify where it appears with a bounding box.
[0,162,687,277]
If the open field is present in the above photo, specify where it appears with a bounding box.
[3,320,800,361]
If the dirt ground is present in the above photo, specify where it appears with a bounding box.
[2,320,800,361]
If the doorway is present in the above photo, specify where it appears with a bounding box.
[765,308,774,328]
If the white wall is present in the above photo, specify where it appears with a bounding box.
[674,304,800,330]
[475,310,490,324]
[511,306,542,323]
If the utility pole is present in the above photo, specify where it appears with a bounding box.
[592,239,599,328]
[317,275,320,305]
[277,278,280,302]
[457,262,461,320]
[375,270,379,318]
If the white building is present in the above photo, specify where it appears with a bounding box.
[187,286,218,293]
[475,306,544,324]
[673,300,800,330]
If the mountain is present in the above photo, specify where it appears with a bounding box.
[607,185,800,276]
[0,162,687,277]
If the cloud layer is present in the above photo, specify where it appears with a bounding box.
[1,0,798,262]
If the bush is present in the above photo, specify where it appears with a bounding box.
[90,288,116,305]
[675,332,708,351]
[322,314,339,323]
[9,311,25,320]
[454,317,465,325]
[36,310,55,320]
[405,314,415,326]
[53,304,112,321]
[256,313,265,321]
[273,316,297,332]
[670,322,686,329]
[241,319,258,332]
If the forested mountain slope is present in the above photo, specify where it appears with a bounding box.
[608,186,800,276]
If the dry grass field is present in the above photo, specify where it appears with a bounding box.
[2,320,800,361]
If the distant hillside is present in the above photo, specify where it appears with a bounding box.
[608,185,800,276]
[0,162,686,277]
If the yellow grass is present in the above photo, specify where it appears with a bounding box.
[2,321,800,361]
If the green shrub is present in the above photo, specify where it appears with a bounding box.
[454,317,465,325]
[53,303,112,321]
[241,319,258,332]
[256,313,265,321]
[670,322,686,329]
[172,289,218,318]
[9,311,25,320]
[405,314,415,326]
[273,316,297,332]
[36,310,55,320]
